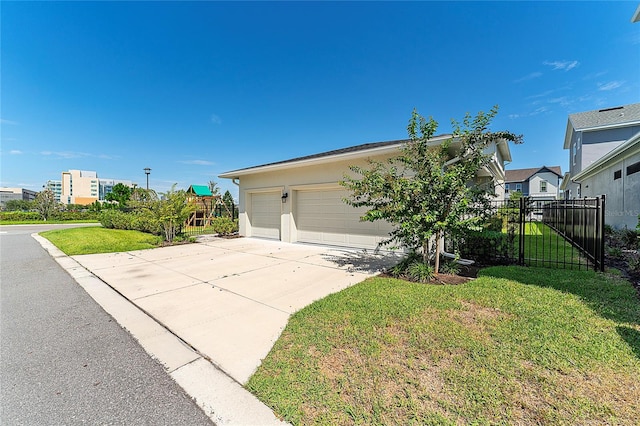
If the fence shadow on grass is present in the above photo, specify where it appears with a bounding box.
[480,266,640,331]
[616,326,640,361]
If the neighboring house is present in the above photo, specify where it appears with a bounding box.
[59,170,133,205]
[561,103,640,199]
[504,166,562,201]
[561,103,640,229]
[572,131,640,229]
[219,135,512,250]
[0,187,38,209]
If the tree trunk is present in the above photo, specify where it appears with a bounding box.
[434,230,441,274]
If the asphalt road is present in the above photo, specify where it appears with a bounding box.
[0,224,213,425]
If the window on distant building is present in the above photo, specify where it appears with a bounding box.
[540,180,547,192]
[614,170,622,180]
[505,183,510,193]
[572,142,577,166]
[515,183,522,192]
[627,161,640,176]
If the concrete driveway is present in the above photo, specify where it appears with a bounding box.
[72,237,400,385]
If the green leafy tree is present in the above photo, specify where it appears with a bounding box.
[151,184,195,242]
[105,183,132,208]
[341,106,522,273]
[222,190,234,217]
[34,189,59,221]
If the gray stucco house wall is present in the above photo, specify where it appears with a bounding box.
[563,103,640,201]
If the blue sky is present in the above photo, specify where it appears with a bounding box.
[2,1,639,200]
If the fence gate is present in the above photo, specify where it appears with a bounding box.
[448,196,606,271]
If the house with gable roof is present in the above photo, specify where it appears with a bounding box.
[561,102,640,229]
[504,166,562,201]
[219,134,513,250]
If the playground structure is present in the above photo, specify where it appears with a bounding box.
[185,185,234,227]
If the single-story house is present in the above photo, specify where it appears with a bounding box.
[219,135,512,250]
[571,131,640,229]
[504,166,562,201]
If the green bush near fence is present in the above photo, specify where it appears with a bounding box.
[0,210,99,222]
[99,209,161,235]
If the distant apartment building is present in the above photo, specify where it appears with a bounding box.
[58,170,133,205]
[0,187,38,209]
[45,180,63,203]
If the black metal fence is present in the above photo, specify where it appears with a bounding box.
[183,204,238,237]
[540,196,605,271]
[446,196,605,271]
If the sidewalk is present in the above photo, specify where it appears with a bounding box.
[34,234,398,425]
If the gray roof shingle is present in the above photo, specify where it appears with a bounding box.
[505,166,562,182]
[569,102,640,130]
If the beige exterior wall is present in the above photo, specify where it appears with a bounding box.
[60,170,99,205]
[237,154,396,245]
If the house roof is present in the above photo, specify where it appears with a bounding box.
[564,103,640,149]
[187,185,213,196]
[505,166,562,183]
[219,134,513,179]
[572,131,640,182]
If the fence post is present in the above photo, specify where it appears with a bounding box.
[598,194,606,272]
[519,196,525,265]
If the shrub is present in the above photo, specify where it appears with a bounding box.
[130,211,161,235]
[439,259,461,275]
[211,217,238,236]
[456,230,513,264]
[406,261,435,283]
[100,210,134,230]
[0,211,42,221]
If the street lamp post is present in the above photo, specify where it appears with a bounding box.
[143,167,151,190]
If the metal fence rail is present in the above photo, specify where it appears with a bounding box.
[541,196,605,271]
[446,196,605,272]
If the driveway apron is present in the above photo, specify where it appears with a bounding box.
[72,237,399,384]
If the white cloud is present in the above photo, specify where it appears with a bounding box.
[543,60,579,71]
[10,150,23,154]
[597,81,624,91]
[514,72,543,83]
[0,118,19,125]
[180,159,215,166]
[210,114,222,124]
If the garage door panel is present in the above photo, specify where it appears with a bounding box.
[295,189,393,249]
[250,192,281,239]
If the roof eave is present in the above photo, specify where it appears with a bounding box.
[219,135,453,179]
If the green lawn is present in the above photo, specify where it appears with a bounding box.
[0,219,99,225]
[40,226,162,255]
[519,222,585,268]
[248,267,640,425]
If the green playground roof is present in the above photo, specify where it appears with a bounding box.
[187,185,213,196]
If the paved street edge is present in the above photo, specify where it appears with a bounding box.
[32,233,288,426]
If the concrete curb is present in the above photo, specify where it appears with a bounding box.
[33,233,288,426]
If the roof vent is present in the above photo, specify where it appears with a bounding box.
[598,106,624,112]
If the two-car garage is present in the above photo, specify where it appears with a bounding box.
[246,187,393,250]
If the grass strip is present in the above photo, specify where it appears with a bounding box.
[40,226,162,255]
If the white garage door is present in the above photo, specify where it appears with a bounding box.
[250,192,281,239]
[295,189,394,249]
